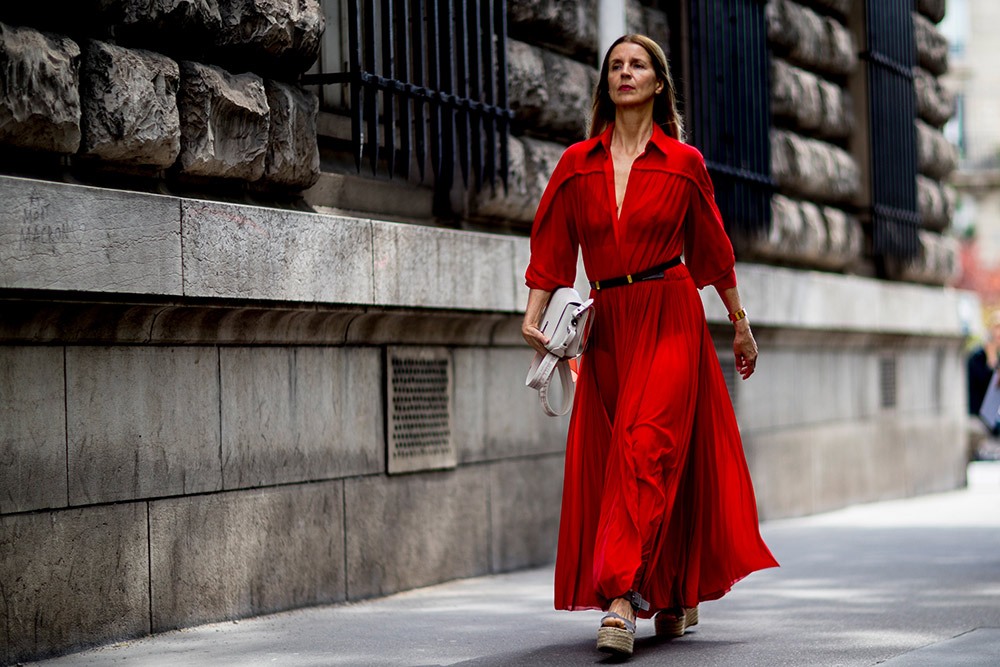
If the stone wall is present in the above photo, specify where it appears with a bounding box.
[0,2,321,189]
[0,175,567,665]
[754,0,863,271]
[904,4,959,285]
[0,175,972,663]
[470,0,668,226]
[755,0,959,285]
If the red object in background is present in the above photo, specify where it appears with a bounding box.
[957,239,1000,312]
[526,124,778,617]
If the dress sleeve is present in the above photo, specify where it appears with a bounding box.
[684,154,737,290]
[525,152,579,291]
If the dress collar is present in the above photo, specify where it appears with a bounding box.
[594,122,672,156]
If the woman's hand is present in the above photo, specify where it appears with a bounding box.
[522,321,551,357]
[523,288,554,356]
[733,319,758,380]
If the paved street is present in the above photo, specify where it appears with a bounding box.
[30,462,1000,667]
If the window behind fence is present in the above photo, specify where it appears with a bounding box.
[863,0,920,261]
[304,0,512,207]
[684,0,773,239]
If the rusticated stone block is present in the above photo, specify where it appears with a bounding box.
[917,0,946,24]
[177,61,269,180]
[913,11,948,76]
[523,135,566,207]
[215,0,324,74]
[771,129,860,205]
[66,346,222,505]
[766,0,855,77]
[508,0,598,60]
[626,0,670,56]
[820,205,863,269]
[471,133,535,224]
[894,230,958,285]
[0,22,80,153]
[768,56,858,142]
[80,40,180,167]
[916,119,958,180]
[345,468,489,599]
[817,77,853,139]
[917,174,955,232]
[914,67,956,129]
[97,0,222,55]
[508,39,597,140]
[220,346,383,489]
[0,346,66,514]
[539,49,597,139]
[0,503,149,665]
[262,79,319,188]
[772,57,822,132]
[507,39,547,125]
[747,194,860,271]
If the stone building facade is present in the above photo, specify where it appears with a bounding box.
[0,0,970,664]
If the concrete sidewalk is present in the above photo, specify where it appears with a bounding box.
[30,463,1000,667]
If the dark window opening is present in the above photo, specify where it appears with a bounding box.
[303,0,513,214]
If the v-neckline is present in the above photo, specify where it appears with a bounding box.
[604,150,640,246]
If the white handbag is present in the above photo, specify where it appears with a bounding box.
[525,287,594,416]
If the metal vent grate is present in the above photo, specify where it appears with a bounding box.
[386,346,455,474]
[880,354,897,409]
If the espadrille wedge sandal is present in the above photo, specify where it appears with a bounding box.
[597,590,650,658]
[654,605,699,638]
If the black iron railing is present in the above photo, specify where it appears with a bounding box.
[687,0,773,237]
[302,0,512,199]
[863,0,919,260]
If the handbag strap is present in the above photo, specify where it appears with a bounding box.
[525,352,575,416]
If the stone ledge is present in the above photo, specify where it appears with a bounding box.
[0,175,969,339]
[708,262,968,337]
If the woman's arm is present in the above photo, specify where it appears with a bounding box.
[522,288,554,356]
[716,285,758,380]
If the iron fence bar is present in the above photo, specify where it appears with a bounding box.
[427,0,442,182]
[396,0,412,180]
[305,0,510,202]
[364,0,379,176]
[865,0,919,260]
[468,0,483,190]
[495,0,508,193]
[438,0,456,207]
[454,0,470,186]
[348,0,363,173]
[411,0,426,181]
[381,0,396,177]
[302,71,515,118]
[481,0,496,191]
[688,0,773,237]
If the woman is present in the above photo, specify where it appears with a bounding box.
[522,35,778,658]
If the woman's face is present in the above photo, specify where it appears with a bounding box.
[607,42,663,110]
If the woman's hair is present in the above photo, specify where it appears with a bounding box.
[589,34,684,142]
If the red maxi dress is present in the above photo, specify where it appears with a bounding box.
[526,123,778,618]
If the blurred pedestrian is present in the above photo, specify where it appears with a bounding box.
[521,34,777,660]
[968,310,1000,423]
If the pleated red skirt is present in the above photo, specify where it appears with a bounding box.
[553,262,778,618]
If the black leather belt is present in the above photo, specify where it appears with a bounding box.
[589,257,681,291]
